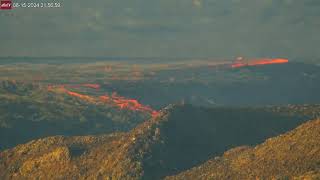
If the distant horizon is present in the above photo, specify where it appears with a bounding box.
[0,56,316,62]
[0,56,310,60]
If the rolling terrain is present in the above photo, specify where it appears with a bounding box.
[0,80,155,150]
[0,59,319,179]
[1,59,320,108]
[1,104,319,179]
[2,0,320,177]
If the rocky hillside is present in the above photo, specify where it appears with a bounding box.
[166,119,320,180]
[1,104,319,179]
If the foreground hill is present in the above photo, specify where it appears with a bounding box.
[166,119,320,180]
[1,104,319,179]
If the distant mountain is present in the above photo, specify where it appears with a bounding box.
[107,62,320,107]
[1,104,319,179]
[166,119,320,180]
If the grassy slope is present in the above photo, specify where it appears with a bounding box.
[1,104,319,179]
[166,119,320,180]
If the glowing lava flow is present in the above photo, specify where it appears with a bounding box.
[48,83,100,90]
[231,58,289,68]
[66,91,96,102]
[48,85,159,117]
[79,84,100,89]
[100,93,159,117]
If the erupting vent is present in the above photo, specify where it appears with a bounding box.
[231,58,289,68]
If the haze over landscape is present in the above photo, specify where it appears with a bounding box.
[0,0,319,179]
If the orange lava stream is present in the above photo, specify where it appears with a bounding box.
[48,83,100,90]
[80,84,100,89]
[66,91,96,102]
[231,58,289,68]
[99,93,159,117]
[48,85,158,117]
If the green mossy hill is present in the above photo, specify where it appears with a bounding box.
[166,119,320,180]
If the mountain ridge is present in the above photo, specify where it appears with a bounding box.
[166,119,320,180]
[1,104,319,179]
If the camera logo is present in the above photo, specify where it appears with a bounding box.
[0,1,12,9]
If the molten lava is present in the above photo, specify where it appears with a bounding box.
[99,93,158,117]
[48,83,100,91]
[47,84,158,117]
[47,85,96,102]
[81,84,100,89]
[66,91,96,102]
[231,58,289,68]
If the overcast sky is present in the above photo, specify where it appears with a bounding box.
[0,0,319,59]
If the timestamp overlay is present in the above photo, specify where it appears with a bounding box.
[12,2,61,8]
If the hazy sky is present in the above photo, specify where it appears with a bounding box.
[0,0,319,59]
